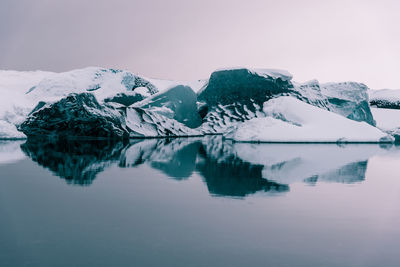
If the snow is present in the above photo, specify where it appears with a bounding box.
[228,96,391,143]
[371,107,400,131]
[26,67,156,103]
[0,70,53,126]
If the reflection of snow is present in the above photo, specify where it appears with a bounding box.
[0,141,26,165]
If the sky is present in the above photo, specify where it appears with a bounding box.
[0,0,399,89]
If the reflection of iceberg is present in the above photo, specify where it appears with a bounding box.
[121,138,202,179]
[18,136,391,197]
[305,161,368,184]
[196,151,289,197]
[0,140,26,164]
[21,139,125,185]
[233,143,383,184]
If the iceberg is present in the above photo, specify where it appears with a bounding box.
[0,67,158,139]
[0,66,394,142]
[198,68,376,134]
[226,96,392,143]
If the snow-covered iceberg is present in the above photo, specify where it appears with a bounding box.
[227,96,392,143]
[0,67,158,138]
[198,68,376,134]
[0,66,394,142]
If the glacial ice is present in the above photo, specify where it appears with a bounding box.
[0,66,397,142]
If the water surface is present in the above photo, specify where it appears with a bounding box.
[1,137,400,266]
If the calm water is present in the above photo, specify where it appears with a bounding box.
[1,137,400,267]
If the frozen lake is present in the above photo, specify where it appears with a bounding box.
[1,137,400,266]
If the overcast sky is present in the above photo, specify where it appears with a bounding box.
[0,0,399,88]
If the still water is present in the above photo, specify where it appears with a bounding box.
[1,137,400,267]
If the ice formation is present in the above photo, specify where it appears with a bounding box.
[0,66,397,143]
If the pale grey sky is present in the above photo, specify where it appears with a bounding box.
[1,0,399,88]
